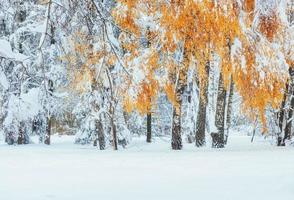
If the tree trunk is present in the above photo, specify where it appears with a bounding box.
[90,65,106,150]
[98,120,105,150]
[110,102,118,150]
[283,68,294,144]
[171,49,189,150]
[283,87,294,143]
[171,105,183,150]
[277,82,288,146]
[123,111,131,131]
[44,79,53,145]
[146,28,152,144]
[213,73,227,148]
[111,116,118,150]
[195,62,210,147]
[284,95,293,142]
[146,113,152,143]
[224,76,234,145]
[105,66,117,150]
[44,116,51,145]
[17,122,24,145]
[94,119,105,150]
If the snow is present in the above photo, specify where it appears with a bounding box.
[0,39,28,62]
[0,135,293,200]
[0,70,9,90]
[4,88,42,125]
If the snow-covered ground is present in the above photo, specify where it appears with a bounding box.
[0,135,293,200]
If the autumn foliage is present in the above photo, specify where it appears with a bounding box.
[113,0,291,131]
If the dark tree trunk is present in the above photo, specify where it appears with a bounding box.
[278,94,286,133]
[195,62,210,147]
[6,131,15,145]
[0,19,6,36]
[146,113,152,143]
[111,115,118,150]
[98,121,105,150]
[186,87,195,143]
[109,99,118,150]
[146,28,152,144]
[225,76,234,145]
[212,73,227,148]
[94,119,105,150]
[44,116,51,145]
[50,24,56,45]
[284,95,294,143]
[277,83,288,146]
[171,105,183,150]
[283,68,294,144]
[17,123,25,145]
[44,79,54,145]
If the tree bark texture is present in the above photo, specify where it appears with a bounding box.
[195,62,210,147]
[213,73,227,148]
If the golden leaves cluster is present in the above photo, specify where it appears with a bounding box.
[63,32,117,93]
[114,0,289,129]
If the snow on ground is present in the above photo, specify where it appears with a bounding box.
[0,135,293,200]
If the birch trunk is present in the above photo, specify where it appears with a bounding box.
[195,62,210,147]
[283,68,294,144]
[171,85,184,150]
[212,73,226,148]
[225,76,234,145]
[171,51,188,150]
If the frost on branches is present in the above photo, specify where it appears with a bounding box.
[0,0,293,149]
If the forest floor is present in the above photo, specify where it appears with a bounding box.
[0,134,293,200]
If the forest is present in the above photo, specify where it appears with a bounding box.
[0,0,293,150]
[0,0,294,200]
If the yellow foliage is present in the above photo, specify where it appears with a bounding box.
[123,96,134,113]
[243,0,255,21]
[164,83,179,109]
[114,0,288,129]
[135,80,159,115]
[259,10,281,42]
[63,32,117,93]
